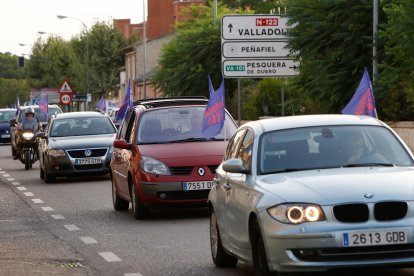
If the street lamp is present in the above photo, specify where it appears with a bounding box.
[57,15,89,98]
[38,31,59,36]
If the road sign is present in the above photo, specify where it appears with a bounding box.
[60,92,72,105]
[58,80,73,93]
[222,59,299,78]
[222,41,291,59]
[222,14,288,41]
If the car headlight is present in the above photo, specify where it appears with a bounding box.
[22,132,34,140]
[267,203,325,224]
[140,156,170,175]
[48,149,66,157]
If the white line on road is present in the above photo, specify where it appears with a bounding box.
[23,192,34,196]
[3,174,10,177]
[6,178,15,181]
[32,199,44,204]
[64,224,80,231]
[125,274,144,276]
[41,207,54,211]
[17,186,27,191]
[99,252,122,262]
[51,214,65,219]
[0,171,5,174]
[11,182,20,186]
[80,236,98,244]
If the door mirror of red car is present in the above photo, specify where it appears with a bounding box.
[222,159,247,174]
[113,140,133,150]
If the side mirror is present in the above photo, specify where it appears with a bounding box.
[36,132,47,139]
[222,159,247,174]
[113,140,133,151]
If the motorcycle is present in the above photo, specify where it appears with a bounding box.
[15,129,39,170]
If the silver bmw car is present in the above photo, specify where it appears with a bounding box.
[208,114,414,275]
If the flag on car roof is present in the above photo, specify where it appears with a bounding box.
[341,68,377,118]
[115,79,133,123]
[202,75,225,137]
[96,95,106,112]
[38,95,48,115]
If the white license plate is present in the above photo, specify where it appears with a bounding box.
[343,229,408,247]
[75,158,102,165]
[183,181,213,191]
[1,134,10,138]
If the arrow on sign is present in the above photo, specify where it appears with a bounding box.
[228,23,233,33]
[289,65,299,70]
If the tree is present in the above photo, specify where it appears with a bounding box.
[286,0,381,114]
[379,0,414,120]
[0,78,30,107]
[0,52,25,79]
[152,4,239,100]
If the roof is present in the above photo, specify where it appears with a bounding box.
[52,111,109,119]
[133,96,208,109]
[242,114,384,133]
[0,108,17,111]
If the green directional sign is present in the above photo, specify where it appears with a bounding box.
[225,65,245,72]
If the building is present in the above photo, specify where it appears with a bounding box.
[115,0,205,102]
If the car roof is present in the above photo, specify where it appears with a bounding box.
[52,111,110,119]
[20,104,60,109]
[242,114,385,134]
[133,96,208,110]
[0,108,17,111]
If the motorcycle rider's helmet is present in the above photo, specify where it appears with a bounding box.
[25,107,35,117]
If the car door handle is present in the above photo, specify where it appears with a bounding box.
[223,183,232,190]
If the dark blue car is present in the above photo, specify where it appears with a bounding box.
[0,108,16,143]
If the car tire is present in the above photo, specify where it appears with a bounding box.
[251,221,273,276]
[112,177,129,211]
[210,208,238,267]
[44,166,55,183]
[130,183,149,219]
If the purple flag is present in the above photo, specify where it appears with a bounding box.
[342,68,376,117]
[96,95,106,112]
[115,79,133,123]
[38,95,48,115]
[202,75,225,137]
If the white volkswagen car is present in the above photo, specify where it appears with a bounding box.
[209,114,414,275]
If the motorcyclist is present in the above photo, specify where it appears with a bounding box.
[18,107,42,131]
[14,107,42,160]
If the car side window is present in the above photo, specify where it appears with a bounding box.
[225,129,246,160]
[237,129,254,171]
[125,111,136,143]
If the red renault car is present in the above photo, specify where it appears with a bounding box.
[110,97,237,219]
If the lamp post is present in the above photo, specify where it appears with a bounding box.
[38,31,59,36]
[57,15,89,100]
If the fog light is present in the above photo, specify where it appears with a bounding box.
[159,193,166,199]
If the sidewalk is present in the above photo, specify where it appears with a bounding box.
[0,179,92,275]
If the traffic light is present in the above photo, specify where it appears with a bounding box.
[18,56,25,68]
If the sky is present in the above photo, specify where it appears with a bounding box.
[0,0,146,56]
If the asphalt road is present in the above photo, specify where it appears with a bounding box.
[1,143,414,276]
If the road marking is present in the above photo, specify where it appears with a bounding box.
[64,224,80,231]
[6,178,15,181]
[0,171,5,174]
[17,186,27,191]
[32,199,44,204]
[24,192,34,196]
[99,252,122,262]
[3,174,10,177]
[41,207,54,211]
[80,236,98,244]
[125,274,144,276]
[11,182,20,186]
[51,214,65,220]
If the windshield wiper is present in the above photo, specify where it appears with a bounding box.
[174,137,208,142]
[342,162,395,168]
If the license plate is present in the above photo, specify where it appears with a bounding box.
[343,229,408,247]
[75,158,102,165]
[183,181,213,191]
[1,134,10,138]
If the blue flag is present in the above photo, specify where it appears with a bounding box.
[115,79,133,123]
[202,75,225,137]
[342,68,376,117]
[38,95,48,115]
[96,95,106,112]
